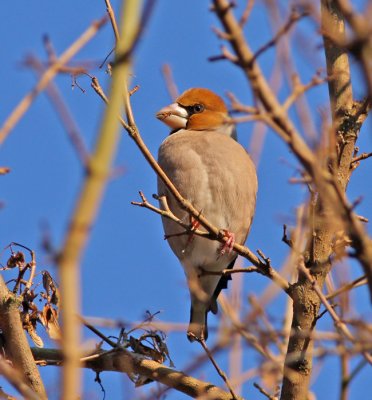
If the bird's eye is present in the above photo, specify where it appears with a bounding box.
[192,104,205,114]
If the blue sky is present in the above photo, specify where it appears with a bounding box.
[1,1,371,399]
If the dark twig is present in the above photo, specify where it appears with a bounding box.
[251,9,309,63]
[282,225,293,248]
[198,338,240,400]
[350,152,372,165]
[80,316,117,348]
[253,382,278,400]
[341,358,367,393]
[298,262,372,365]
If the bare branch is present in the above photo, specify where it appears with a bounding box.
[31,347,243,400]
[198,339,240,400]
[253,382,278,400]
[298,263,372,365]
[251,9,309,63]
[351,152,372,165]
[334,0,372,98]
[0,356,39,400]
[24,55,90,166]
[321,0,353,118]
[239,0,255,27]
[0,17,107,146]
[326,275,367,300]
[0,276,47,398]
[161,64,179,101]
[282,73,328,111]
[104,0,120,42]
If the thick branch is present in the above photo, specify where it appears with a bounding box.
[31,347,242,400]
[334,0,372,98]
[322,0,353,117]
[0,276,47,399]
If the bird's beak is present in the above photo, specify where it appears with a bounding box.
[156,103,188,130]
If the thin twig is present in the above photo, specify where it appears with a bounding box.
[200,267,259,276]
[161,64,179,101]
[104,0,120,42]
[326,275,367,300]
[226,91,259,114]
[298,263,372,365]
[350,152,372,164]
[282,224,293,248]
[218,293,277,361]
[251,9,309,63]
[253,382,278,400]
[198,338,240,400]
[341,358,367,393]
[0,17,107,145]
[80,316,117,348]
[24,55,90,166]
[239,0,255,26]
[282,73,328,111]
[131,191,210,239]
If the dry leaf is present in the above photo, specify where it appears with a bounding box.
[40,304,61,341]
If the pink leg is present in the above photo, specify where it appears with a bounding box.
[219,230,235,256]
[187,217,200,244]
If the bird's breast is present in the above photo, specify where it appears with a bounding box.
[157,130,257,268]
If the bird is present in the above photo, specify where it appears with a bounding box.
[156,88,257,342]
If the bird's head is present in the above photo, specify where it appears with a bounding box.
[156,88,234,136]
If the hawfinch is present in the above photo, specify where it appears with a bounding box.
[156,88,257,341]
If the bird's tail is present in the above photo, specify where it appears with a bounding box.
[187,305,208,342]
[187,258,237,342]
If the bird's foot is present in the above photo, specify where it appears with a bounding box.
[219,230,235,256]
[187,218,200,244]
[181,218,201,254]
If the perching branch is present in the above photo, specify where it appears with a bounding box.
[91,77,291,295]
[31,347,243,400]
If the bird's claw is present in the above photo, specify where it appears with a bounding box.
[219,230,235,256]
[187,218,200,244]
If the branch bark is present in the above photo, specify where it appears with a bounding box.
[0,276,47,399]
[281,1,367,398]
[31,347,242,400]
